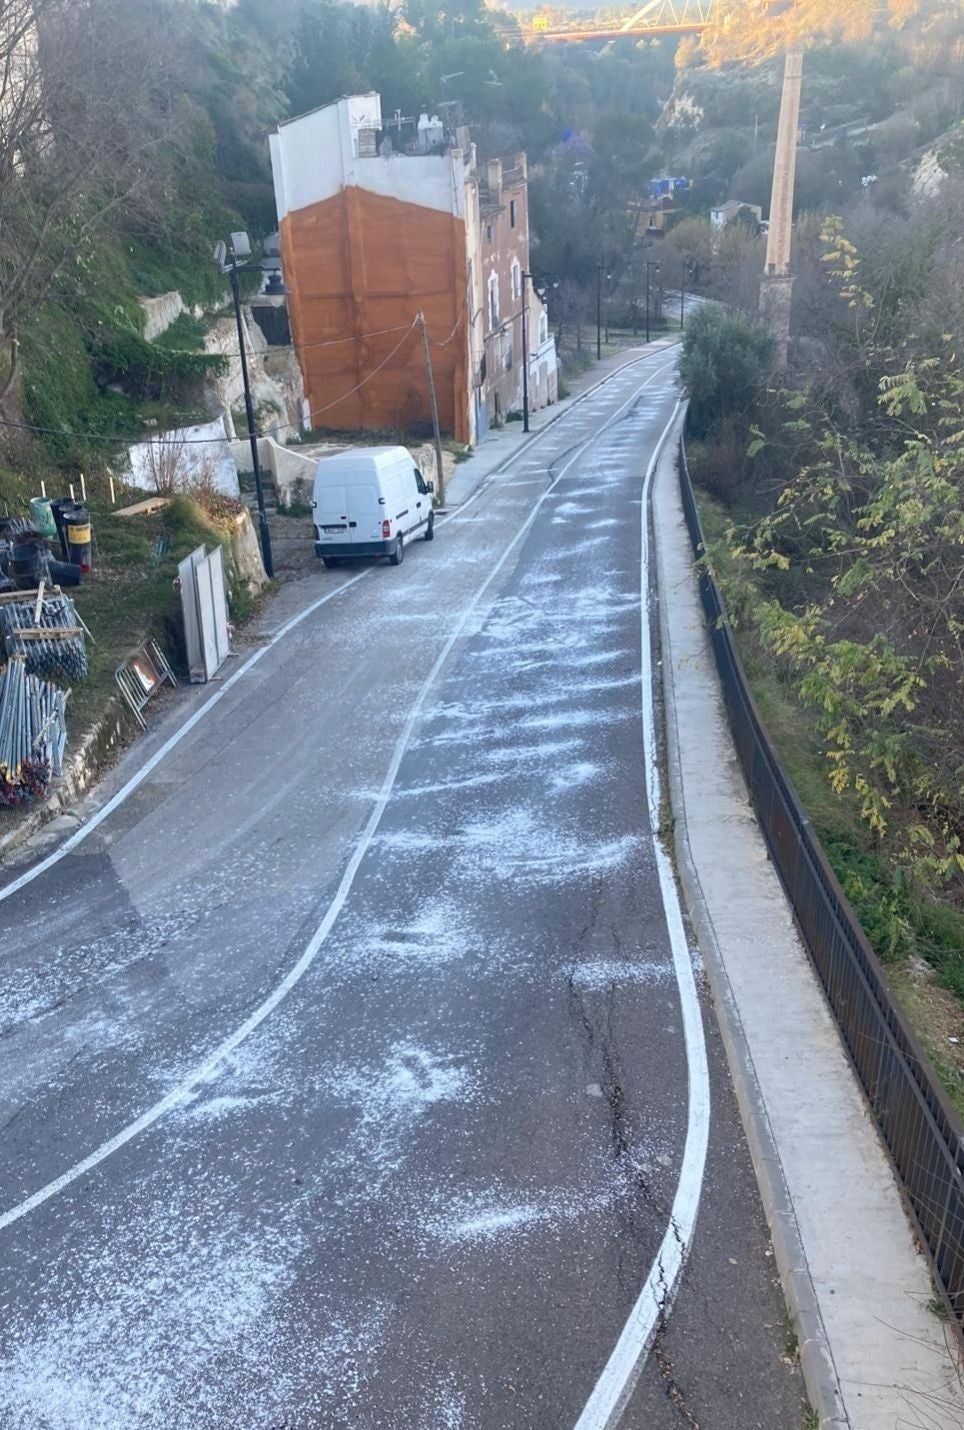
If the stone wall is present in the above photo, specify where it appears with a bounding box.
[227,508,268,592]
[139,291,189,341]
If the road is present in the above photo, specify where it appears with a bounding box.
[0,350,805,1429]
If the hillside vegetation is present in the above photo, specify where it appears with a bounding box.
[675,2,964,1099]
[0,0,685,485]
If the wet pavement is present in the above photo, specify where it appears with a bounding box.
[0,350,805,1428]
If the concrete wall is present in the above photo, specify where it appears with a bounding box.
[232,435,454,512]
[272,96,474,445]
[126,419,240,498]
[278,185,471,443]
[271,94,463,220]
[526,267,558,413]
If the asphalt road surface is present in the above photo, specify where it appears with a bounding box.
[0,350,806,1429]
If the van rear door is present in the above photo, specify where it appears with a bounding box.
[314,481,382,548]
[314,483,350,546]
[348,483,383,545]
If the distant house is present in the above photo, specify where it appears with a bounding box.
[269,92,556,445]
[710,200,764,231]
[648,175,689,201]
[633,175,690,241]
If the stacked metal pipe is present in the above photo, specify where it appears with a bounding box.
[0,593,87,681]
[0,656,67,806]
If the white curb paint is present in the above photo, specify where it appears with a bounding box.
[573,400,711,1430]
[0,360,678,1233]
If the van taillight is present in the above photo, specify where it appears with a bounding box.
[382,519,391,538]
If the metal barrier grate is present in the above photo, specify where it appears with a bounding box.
[677,436,964,1335]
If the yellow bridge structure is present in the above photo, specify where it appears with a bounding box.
[500,0,792,45]
[504,0,719,44]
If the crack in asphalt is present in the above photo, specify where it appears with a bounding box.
[650,1221,703,1429]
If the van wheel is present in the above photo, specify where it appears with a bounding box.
[389,535,404,566]
[424,512,435,542]
[322,556,339,569]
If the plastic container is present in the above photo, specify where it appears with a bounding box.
[11,542,42,589]
[49,498,73,560]
[63,504,92,574]
[46,558,81,588]
[29,497,57,540]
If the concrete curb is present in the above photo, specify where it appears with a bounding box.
[651,423,850,1430]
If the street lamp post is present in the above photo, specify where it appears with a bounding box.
[521,271,531,433]
[216,232,274,579]
[645,259,660,346]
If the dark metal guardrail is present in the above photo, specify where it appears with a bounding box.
[677,436,964,1335]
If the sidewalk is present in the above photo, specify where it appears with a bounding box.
[444,338,679,508]
[652,425,964,1429]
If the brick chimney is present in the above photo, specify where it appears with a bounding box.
[486,158,502,196]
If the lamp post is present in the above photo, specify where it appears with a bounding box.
[521,272,531,433]
[645,259,660,345]
[680,259,694,331]
[215,232,274,579]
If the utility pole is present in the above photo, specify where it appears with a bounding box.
[521,273,531,433]
[417,312,446,507]
[227,247,274,579]
[596,263,603,361]
[760,50,804,370]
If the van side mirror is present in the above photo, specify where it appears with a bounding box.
[426,480,435,494]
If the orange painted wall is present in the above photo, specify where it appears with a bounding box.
[280,187,470,443]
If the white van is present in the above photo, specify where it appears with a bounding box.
[312,446,434,568]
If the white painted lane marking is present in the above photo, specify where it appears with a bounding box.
[0,570,370,906]
[573,402,710,1430]
[0,346,673,908]
[0,361,677,1232]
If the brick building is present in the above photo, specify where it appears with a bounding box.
[269,93,556,446]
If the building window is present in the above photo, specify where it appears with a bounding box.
[511,260,521,301]
[486,222,493,243]
[509,199,517,229]
[488,272,499,329]
[540,314,548,344]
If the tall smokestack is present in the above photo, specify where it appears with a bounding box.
[760,50,803,369]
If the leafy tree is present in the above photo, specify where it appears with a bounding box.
[660,217,715,289]
[678,305,773,437]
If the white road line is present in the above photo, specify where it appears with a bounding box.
[0,346,673,907]
[0,359,677,1233]
[0,570,370,906]
[573,402,710,1430]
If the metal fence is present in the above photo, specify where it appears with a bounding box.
[677,436,964,1335]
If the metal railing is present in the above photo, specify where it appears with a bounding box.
[677,436,964,1335]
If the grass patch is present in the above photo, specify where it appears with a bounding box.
[151,311,211,353]
[3,484,256,744]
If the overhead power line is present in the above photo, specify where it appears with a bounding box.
[0,309,470,447]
